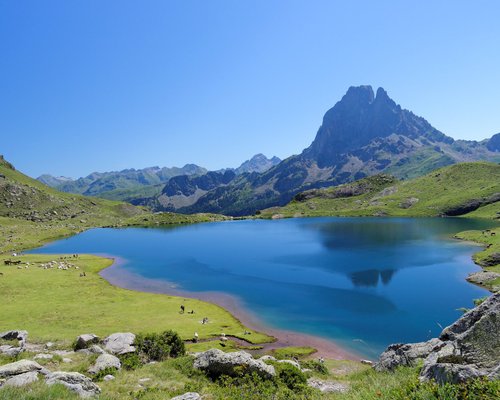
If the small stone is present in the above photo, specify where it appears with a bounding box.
[138,377,151,383]
[171,392,202,400]
[34,353,54,360]
[103,374,115,381]
[63,358,73,363]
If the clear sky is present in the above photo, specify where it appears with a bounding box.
[1,1,499,178]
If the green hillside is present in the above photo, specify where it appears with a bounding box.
[260,162,500,219]
[0,156,227,254]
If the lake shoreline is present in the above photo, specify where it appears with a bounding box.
[98,253,362,361]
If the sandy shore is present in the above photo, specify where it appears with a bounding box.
[98,254,362,361]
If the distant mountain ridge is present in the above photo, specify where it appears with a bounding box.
[147,85,499,216]
[37,154,280,202]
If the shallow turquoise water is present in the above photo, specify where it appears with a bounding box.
[31,217,495,358]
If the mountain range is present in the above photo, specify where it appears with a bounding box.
[135,85,499,216]
[37,154,280,203]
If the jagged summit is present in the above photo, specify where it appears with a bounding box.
[303,85,452,167]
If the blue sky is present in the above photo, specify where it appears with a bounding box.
[1,1,499,178]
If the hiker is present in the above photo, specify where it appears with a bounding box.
[180,305,185,314]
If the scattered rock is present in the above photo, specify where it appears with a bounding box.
[88,353,121,374]
[75,334,100,350]
[103,333,136,355]
[307,378,349,393]
[78,344,105,355]
[171,392,202,400]
[194,349,275,379]
[4,371,39,387]
[63,358,73,363]
[138,378,151,383]
[46,371,101,398]
[103,374,115,381]
[34,353,54,360]
[360,359,373,366]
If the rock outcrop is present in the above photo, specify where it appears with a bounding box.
[307,378,349,393]
[0,330,28,356]
[103,332,136,355]
[375,293,500,384]
[194,349,275,379]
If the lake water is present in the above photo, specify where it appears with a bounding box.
[31,217,495,358]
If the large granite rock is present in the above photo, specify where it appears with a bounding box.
[194,349,275,379]
[4,371,39,387]
[75,334,100,350]
[374,338,444,372]
[46,371,101,398]
[0,360,47,378]
[103,333,136,355]
[88,353,121,374]
[375,293,500,384]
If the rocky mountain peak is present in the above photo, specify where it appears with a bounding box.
[302,85,450,167]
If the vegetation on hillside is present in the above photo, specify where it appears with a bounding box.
[260,162,500,219]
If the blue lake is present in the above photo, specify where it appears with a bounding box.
[31,217,495,358]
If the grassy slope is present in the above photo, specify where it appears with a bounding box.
[260,162,500,219]
[0,158,229,254]
[0,253,271,345]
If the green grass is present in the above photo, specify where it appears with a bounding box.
[0,253,272,345]
[270,346,317,360]
[260,162,500,219]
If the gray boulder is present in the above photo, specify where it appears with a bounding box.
[4,371,39,387]
[75,334,99,350]
[374,338,445,372]
[46,371,101,398]
[194,349,275,379]
[0,360,47,378]
[103,333,136,355]
[88,353,121,374]
[171,393,202,400]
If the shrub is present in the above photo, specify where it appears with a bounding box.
[135,330,185,362]
[301,359,328,375]
[119,353,142,370]
[275,363,307,391]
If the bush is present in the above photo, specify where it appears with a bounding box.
[135,330,185,362]
[301,359,328,375]
[119,353,142,370]
[275,363,307,391]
